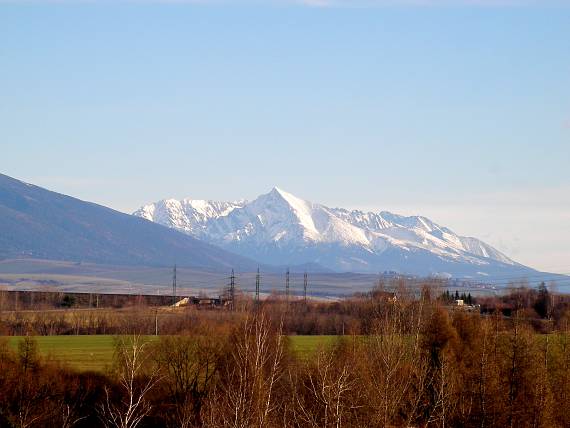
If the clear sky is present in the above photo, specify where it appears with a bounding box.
[1,0,569,274]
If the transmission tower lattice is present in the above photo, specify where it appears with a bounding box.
[172,264,177,306]
[285,268,290,303]
[255,267,261,306]
[229,269,236,311]
[303,271,308,303]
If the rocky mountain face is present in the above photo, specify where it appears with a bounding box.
[135,187,532,278]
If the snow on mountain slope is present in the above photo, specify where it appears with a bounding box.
[135,199,243,234]
[134,187,530,277]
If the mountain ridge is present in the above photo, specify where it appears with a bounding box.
[0,173,258,271]
[135,187,531,278]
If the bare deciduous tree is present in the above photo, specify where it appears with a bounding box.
[154,332,223,427]
[362,297,427,427]
[98,335,160,428]
[205,311,285,428]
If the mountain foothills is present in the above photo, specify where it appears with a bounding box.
[135,187,536,278]
[0,173,257,270]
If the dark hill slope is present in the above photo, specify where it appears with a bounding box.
[0,173,257,270]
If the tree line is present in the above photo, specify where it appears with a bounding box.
[2,281,570,427]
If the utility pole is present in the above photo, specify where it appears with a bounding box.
[172,264,177,306]
[154,308,158,336]
[304,271,308,304]
[285,268,290,304]
[229,269,236,311]
[255,267,261,307]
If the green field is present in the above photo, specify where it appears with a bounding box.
[3,335,341,372]
[6,335,121,372]
[288,335,340,355]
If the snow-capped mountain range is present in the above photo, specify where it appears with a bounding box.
[134,187,534,278]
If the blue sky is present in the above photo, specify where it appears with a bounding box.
[1,1,569,273]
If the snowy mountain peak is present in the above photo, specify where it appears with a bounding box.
[255,187,319,238]
[134,188,526,277]
[269,186,286,196]
[264,187,308,210]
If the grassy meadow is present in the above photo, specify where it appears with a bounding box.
[4,334,340,372]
